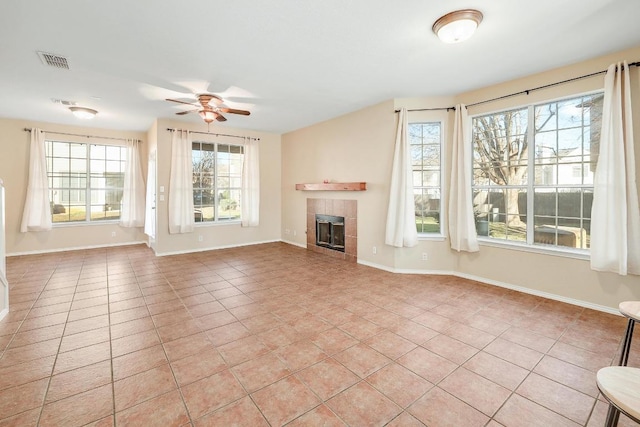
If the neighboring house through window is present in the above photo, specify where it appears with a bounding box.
[410,122,442,235]
[192,141,243,223]
[46,141,126,223]
[471,93,602,250]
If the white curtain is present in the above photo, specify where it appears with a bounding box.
[591,61,640,275]
[448,104,479,252]
[385,108,418,248]
[168,130,195,234]
[120,139,146,228]
[144,150,156,238]
[241,137,260,227]
[21,128,52,232]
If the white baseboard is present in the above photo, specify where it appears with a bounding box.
[357,259,402,273]
[358,259,454,276]
[357,259,618,315]
[155,239,282,257]
[0,307,7,322]
[453,271,619,315]
[5,240,618,316]
[281,240,307,249]
[7,241,148,257]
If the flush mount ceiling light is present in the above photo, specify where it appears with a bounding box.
[432,9,483,44]
[69,107,98,119]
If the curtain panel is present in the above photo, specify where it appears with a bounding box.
[385,108,418,248]
[448,104,479,252]
[591,61,640,275]
[241,137,260,227]
[20,128,52,232]
[120,139,146,228]
[168,130,195,234]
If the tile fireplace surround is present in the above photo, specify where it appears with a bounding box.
[306,199,357,262]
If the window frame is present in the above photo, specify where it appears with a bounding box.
[409,120,445,240]
[46,139,126,225]
[470,91,601,256]
[191,140,244,225]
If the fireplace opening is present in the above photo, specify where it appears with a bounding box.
[316,214,345,252]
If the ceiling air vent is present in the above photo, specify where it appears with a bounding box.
[37,51,69,69]
[51,99,77,106]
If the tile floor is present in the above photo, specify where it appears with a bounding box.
[0,242,636,426]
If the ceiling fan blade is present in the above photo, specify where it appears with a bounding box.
[176,110,197,115]
[166,98,198,107]
[219,108,251,116]
[206,94,224,106]
[216,114,227,122]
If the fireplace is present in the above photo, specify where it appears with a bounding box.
[316,214,345,252]
[306,198,357,262]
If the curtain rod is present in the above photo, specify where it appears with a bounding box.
[166,128,260,141]
[395,60,640,113]
[23,128,142,143]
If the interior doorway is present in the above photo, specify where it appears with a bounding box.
[144,149,157,252]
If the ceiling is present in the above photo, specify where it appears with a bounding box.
[1,0,639,134]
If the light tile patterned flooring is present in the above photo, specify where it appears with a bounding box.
[0,242,636,426]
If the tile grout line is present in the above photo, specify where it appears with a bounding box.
[143,254,203,426]
[485,305,592,426]
[35,257,83,426]
[106,249,118,427]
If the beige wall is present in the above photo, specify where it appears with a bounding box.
[282,100,398,266]
[392,97,457,273]
[282,96,457,272]
[0,115,281,258]
[453,45,640,309]
[1,46,639,311]
[0,118,147,255]
[152,118,282,256]
[282,46,640,311]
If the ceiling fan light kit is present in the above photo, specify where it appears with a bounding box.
[69,106,98,119]
[199,110,218,123]
[432,9,483,44]
[167,93,251,124]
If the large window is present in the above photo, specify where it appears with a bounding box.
[471,93,602,250]
[46,141,126,223]
[192,142,243,223]
[410,122,442,234]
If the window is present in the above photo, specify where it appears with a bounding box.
[471,93,602,250]
[46,141,126,223]
[410,122,442,234]
[192,141,243,223]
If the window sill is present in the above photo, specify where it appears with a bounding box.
[477,237,589,261]
[53,220,120,228]
[418,234,446,242]
[194,220,242,227]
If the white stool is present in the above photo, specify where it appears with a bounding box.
[596,366,640,426]
[618,301,640,366]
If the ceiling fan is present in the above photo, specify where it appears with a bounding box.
[166,93,250,124]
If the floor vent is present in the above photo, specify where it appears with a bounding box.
[37,51,70,69]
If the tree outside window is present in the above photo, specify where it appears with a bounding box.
[192,142,243,223]
[471,93,602,249]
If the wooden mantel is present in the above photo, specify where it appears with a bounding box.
[295,182,367,191]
